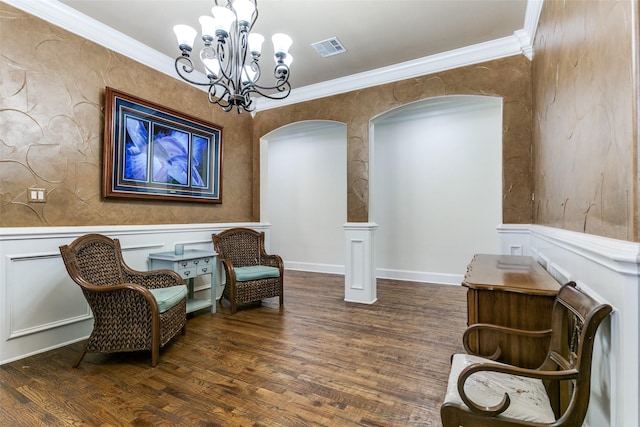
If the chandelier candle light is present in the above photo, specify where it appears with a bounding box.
[173,0,293,113]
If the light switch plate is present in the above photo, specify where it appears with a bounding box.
[28,188,46,203]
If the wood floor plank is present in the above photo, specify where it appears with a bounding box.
[0,270,467,426]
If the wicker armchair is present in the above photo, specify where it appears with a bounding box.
[440,281,612,426]
[212,228,284,314]
[59,234,187,367]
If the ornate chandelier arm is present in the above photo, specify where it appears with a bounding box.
[174,56,215,87]
[207,84,237,112]
[247,63,291,91]
[243,81,292,100]
[213,39,237,91]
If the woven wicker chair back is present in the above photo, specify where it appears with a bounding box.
[215,230,263,267]
[71,239,125,286]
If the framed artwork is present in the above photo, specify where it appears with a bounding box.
[102,87,222,203]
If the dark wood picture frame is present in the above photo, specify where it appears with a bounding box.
[102,87,223,203]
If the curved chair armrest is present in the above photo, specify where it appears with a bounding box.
[260,253,284,270]
[457,361,579,417]
[83,281,159,304]
[219,258,237,282]
[123,267,184,290]
[79,281,162,321]
[463,323,552,359]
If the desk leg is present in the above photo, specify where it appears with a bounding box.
[466,289,479,353]
[209,273,216,313]
[187,278,194,299]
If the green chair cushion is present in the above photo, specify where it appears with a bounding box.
[234,265,281,281]
[149,285,188,313]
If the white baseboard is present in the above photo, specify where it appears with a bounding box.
[376,268,462,286]
[284,261,344,275]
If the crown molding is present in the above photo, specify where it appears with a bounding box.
[3,0,541,112]
[257,34,526,111]
[524,0,544,45]
[258,0,542,111]
[518,0,544,59]
[2,0,182,81]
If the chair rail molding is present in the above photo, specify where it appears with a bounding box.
[497,223,640,427]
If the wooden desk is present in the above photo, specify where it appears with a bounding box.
[462,253,561,368]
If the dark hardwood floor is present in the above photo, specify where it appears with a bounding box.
[0,270,467,426]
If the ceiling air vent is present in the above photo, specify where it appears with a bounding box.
[311,37,347,58]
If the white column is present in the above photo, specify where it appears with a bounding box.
[343,222,378,304]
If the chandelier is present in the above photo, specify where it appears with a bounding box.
[173,0,293,113]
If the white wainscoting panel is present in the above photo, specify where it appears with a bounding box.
[6,251,90,340]
[0,222,271,365]
[497,224,640,427]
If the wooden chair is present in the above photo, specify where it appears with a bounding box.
[441,281,612,426]
[59,234,187,367]
[212,228,284,314]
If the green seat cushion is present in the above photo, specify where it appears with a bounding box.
[234,265,280,281]
[149,285,188,313]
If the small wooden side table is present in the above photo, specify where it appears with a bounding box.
[462,253,561,368]
[149,249,217,314]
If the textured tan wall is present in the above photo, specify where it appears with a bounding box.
[0,4,535,228]
[254,55,533,223]
[0,4,254,227]
[532,0,638,241]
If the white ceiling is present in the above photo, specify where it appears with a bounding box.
[7,0,538,109]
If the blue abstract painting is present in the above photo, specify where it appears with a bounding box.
[191,135,210,188]
[104,87,222,203]
[151,124,190,185]
[123,116,149,181]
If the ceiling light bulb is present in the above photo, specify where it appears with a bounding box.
[232,0,255,27]
[211,6,235,36]
[272,33,292,55]
[248,33,265,56]
[173,25,197,51]
[199,16,216,40]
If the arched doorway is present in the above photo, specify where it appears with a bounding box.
[370,95,503,284]
[260,120,347,273]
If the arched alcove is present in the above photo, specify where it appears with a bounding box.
[370,95,503,283]
[260,120,347,273]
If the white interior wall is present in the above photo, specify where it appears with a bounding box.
[371,96,503,283]
[264,121,347,273]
